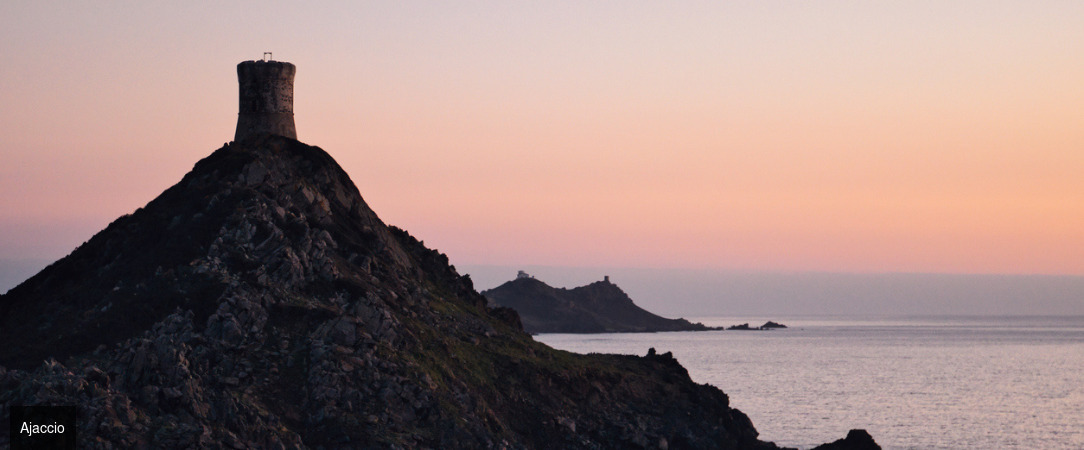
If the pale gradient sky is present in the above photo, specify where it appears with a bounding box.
[2,1,1083,275]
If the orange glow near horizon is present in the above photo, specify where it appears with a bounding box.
[2,2,1083,275]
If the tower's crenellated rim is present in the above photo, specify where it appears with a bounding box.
[237,60,296,79]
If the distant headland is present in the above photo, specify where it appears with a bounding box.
[482,271,719,334]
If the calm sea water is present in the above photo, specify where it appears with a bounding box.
[535,316,1084,450]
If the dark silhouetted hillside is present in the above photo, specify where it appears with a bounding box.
[0,135,876,449]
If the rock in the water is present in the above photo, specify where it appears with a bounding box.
[812,429,881,450]
[727,321,787,330]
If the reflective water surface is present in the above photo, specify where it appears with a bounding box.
[536,316,1084,450]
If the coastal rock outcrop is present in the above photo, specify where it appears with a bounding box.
[812,429,881,450]
[0,135,876,449]
[482,275,716,334]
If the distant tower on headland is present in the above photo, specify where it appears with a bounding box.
[234,53,296,142]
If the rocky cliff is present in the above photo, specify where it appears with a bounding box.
[483,277,716,334]
[0,135,876,449]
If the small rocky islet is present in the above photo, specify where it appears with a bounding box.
[726,321,789,331]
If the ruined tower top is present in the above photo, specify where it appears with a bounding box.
[234,56,296,142]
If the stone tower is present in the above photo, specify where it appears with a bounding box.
[234,58,296,142]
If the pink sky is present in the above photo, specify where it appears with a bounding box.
[2,1,1083,275]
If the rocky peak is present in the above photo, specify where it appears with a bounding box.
[0,135,430,370]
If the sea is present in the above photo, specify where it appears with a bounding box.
[535,315,1084,450]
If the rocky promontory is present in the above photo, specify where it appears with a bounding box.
[0,135,876,449]
[483,274,717,334]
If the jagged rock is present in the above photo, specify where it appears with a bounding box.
[0,135,867,448]
[812,429,881,450]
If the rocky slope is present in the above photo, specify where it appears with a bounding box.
[0,135,877,449]
[483,277,716,334]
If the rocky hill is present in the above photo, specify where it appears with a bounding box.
[0,135,877,449]
[483,276,717,334]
